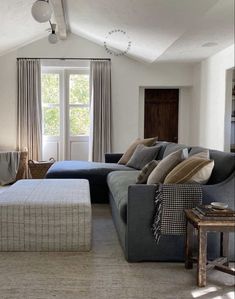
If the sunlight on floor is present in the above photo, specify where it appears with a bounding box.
[191,287,218,298]
[192,287,235,299]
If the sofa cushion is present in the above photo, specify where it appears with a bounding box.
[147,148,188,184]
[190,147,235,184]
[163,143,189,158]
[118,137,158,165]
[107,170,140,223]
[136,160,160,184]
[126,144,161,170]
[164,157,214,184]
[46,161,134,203]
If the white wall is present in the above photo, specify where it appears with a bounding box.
[0,33,194,153]
[190,45,235,151]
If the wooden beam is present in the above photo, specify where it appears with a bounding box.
[50,0,67,40]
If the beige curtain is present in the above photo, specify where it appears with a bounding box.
[17,59,42,161]
[90,60,111,162]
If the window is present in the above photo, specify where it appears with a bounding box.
[69,74,90,136]
[41,68,90,161]
[42,73,60,136]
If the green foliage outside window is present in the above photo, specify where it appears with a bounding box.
[41,72,90,137]
[70,107,90,136]
[70,75,89,104]
[43,107,60,136]
[42,73,59,104]
[69,74,90,136]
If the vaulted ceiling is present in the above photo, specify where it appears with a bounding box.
[0,0,234,63]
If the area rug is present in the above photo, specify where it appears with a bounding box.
[0,205,234,299]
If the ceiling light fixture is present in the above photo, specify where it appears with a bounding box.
[48,22,58,44]
[31,0,52,23]
[31,0,58,44]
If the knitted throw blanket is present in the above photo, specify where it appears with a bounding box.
[152,184,202,243]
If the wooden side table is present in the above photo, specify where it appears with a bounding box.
[184,209,235,287]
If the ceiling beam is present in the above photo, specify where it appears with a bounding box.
[50,0,67,40]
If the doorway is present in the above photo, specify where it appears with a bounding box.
[144,89,179,142]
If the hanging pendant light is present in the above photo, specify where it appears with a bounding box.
[48,23,58,44]
[31,0,52,23]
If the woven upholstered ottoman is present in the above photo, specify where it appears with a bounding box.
[0,179,91,251]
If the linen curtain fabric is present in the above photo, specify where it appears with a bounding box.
[17,59,42,161]
[90,60,111,162]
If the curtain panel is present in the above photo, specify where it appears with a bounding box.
[90,60,111,162]
[17,59,42,161]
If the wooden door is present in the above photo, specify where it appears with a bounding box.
[144,89,179,142]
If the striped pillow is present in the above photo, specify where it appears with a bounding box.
[164,156,214,184]
[136,160,159,184]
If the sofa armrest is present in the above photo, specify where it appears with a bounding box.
[126,184,157,261]
[201,172,235,209]
[126,177,235,262]
[105,153,123,163]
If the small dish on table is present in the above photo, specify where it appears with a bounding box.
[211,202,228,210]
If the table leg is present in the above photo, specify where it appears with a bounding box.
[185,219,193,269]
[220,232,229,266]
[197,228,207,287]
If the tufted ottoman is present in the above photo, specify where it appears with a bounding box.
[0,179,91,251]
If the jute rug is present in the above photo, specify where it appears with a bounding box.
[0,204,234,299]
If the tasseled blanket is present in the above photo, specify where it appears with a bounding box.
[152,184,202,243]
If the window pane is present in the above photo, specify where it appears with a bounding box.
[69,74,89,104]
[43,107,60,136]
[70,107,90,136]
[42,73,59,104]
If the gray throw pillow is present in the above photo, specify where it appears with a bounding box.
[126,144,161,170]
[147,148,188,184]
[136,160,159,184]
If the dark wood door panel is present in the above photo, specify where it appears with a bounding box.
[144,89,179,142]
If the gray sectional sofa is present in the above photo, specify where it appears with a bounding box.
[46,142,235,262]
[107,142,235,262]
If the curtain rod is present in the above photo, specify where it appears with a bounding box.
[17,57,111,61]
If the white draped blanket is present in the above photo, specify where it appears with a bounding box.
[0,151,20,185]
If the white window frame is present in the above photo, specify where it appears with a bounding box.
[41,67,90,160]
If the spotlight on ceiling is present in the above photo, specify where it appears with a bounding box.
[48,23,58,44]
[31,0,52,23]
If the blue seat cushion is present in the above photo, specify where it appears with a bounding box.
[46,161,134,203]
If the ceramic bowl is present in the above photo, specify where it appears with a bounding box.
[211,202,228,210]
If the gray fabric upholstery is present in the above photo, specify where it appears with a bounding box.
[163,143,189,158]
[46,161,134,203]
[108,145,235,262]
[105,153,123,163]
[189,147,235,184]
[107,171,139,223]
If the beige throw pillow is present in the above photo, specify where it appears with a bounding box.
[136,160,159,184]
[164,156,214,184]
[118,137,158,165]
[147,148,188,184]
[189,149,210,159]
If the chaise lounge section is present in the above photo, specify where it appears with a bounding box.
[46,160,134,203]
